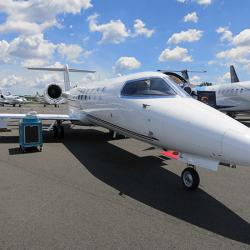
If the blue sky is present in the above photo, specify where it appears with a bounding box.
[0,0,250,94]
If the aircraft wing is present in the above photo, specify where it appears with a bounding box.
[0,113,78,121]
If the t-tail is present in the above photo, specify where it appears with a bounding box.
[27,65,96,91]
[230,65,240,83]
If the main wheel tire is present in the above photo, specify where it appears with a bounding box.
[181,167,200,191]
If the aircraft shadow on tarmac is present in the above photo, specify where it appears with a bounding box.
[60,128,250,245]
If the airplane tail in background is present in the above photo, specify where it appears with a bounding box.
[230,65,240,83]
[28,65,96,91]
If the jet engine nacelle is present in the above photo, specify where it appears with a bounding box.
[44,84,64,104]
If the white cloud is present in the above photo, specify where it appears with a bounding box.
[217,72,230,83]
[0,40,10,63]
[0,34,91,66]
[133,19,154,38]
[57,43,91,62]
[159,46,193,62]
[80,73,97,84]
[216,46,250,63]
[34,72,63,89]
[0,74,24,88]
[87,14,154,44]
[232,29,250,46]
[87,14,130,44]
[8,34,56,60]
[183,12,198,23]
[168,29,203,44]
[0,0,93,35]
[215,28,250,68]
[216,27,233,42]
[113,57,141,72]
[21,59,48,68]
[190,75,201,83]
[177,0,212,5]
[193,0,212,6]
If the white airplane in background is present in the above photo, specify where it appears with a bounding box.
[193,66,250,118]
[1,70,250,191]
[0,91,28,107]
[28,64,95,107]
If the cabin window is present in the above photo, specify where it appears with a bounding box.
[121,78,176,97]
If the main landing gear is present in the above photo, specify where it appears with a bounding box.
[53,120,64,138]
[181,167,200,191]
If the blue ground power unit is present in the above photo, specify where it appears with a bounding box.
[19,115,43,152]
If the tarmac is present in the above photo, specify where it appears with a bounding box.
[0,104,249,249]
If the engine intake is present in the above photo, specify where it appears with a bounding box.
[46,84,62,100]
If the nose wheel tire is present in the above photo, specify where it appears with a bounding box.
[181,167,200,191]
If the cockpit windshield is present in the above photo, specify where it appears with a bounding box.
[121,77,189,97]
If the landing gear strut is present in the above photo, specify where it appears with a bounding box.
[181,167,200,191]
[53,120,64,138]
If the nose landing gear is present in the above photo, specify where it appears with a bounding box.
[181,167,200,191]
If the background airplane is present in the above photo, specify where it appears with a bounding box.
[1,70,250,191]
[194,66,250,118]
[0,91,28,107]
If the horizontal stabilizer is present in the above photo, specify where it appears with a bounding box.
[27,67,96,73]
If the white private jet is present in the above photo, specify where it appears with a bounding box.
[28,64,95,107]
[0,91,28,107]
[192,66,250,118]
[1,70,250,191]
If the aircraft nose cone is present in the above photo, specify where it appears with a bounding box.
[222,129,250,166]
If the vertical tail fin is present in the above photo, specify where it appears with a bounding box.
[63,65,71,91]
[181,70,190,84]
[230,65,240,83]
